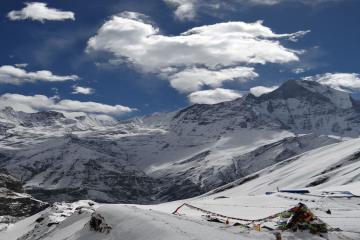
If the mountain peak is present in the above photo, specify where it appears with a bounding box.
[258,79,354,109]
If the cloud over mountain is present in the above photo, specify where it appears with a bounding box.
[303,73,360,92]
[0,94,134,116]
[188,88,242,104]
[250,85,279,97]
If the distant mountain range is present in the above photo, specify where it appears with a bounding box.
[1,79,360,203]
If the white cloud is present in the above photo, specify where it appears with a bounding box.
[72,86,94,95]
[0,94,134,116]
[87,12,308,93]
[87,13,306,71]
[239,0,322,5]
[163,66,258,93]
[0,94,53,113]
[14,63,28,68]
[8,2,75,22]
[53,100,133,115]
[250,85,278,97]
[241,0,342,7]
[292,67,306,74]
[164,0,341,21]
[0,65,79,85]
[188,88,242,104]
[164,0,197,21]
[303,73,360,92]
[243,0,280,5]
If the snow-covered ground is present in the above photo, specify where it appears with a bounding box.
[2,137,360,240]
[2,188,359,240]
[204,137,360,197]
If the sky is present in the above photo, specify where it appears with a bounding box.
[0,0,359,118]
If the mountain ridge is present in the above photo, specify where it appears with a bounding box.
[1,79,360,203]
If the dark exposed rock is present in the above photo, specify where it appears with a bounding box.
[35,217,45,223]
[0,170,48,217]
[306,176,330,187]
[47,222,59,227]
[89,213,112,234]
[0,169,23,192]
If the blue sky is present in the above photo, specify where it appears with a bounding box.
[0,0,359,118]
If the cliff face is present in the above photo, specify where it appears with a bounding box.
[0,169,48,218]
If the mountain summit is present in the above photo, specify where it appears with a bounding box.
[258,80,355,109]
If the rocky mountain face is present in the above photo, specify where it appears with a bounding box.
[168,80,360,136]
[1,136,160,203]
[0,169,48,230]
[0,80,360,203]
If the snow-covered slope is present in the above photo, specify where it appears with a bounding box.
[1,80,360,203]
[5,198,356,240]
[205,137,360,197]
[3,136,360,239]
[0,200,99,240]
[3,181,360,239]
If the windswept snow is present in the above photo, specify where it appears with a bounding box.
[2,193,359,240]
[205,137,360,197]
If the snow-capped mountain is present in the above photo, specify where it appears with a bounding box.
[167,79,360,136]
[1,79,360,203]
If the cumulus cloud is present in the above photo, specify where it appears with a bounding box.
[162,66,258,93]
[164,0,342,20]
[0,65,79,85]
[72,86,95,95]
[8,2,75,22]
[87,12,308,93]
[87,13,306,71]
[303,73,360,92]
[188,88,242,104]
[250,85,279,97]
[0,94,134,116]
